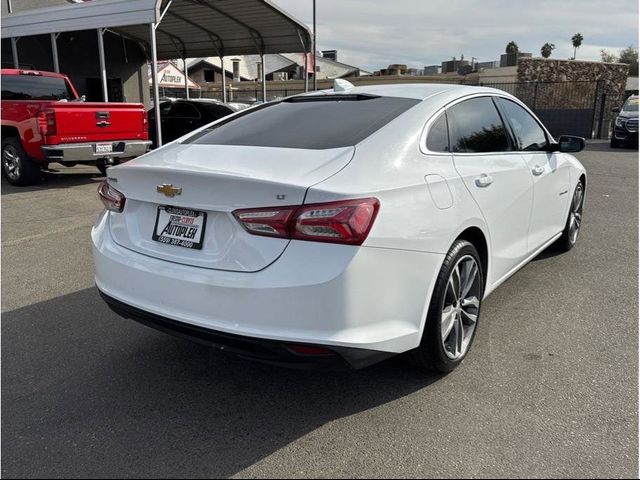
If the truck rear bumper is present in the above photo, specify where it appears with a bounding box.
[42,140,151,163]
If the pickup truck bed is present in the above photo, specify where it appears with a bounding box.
[1,69,150,185]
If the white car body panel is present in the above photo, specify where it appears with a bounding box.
[92,83,586,360]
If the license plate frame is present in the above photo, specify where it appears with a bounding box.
[95,143,113,154]
[152,205,207,250]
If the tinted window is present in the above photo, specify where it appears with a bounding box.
[447,97,511,153]
[1,74,75,101]
[169,102,200,118]
[623,96,639,112]
[201,103,234,121]
[497,98,548,151]
[426,112,450,152]
[188,95,421,149]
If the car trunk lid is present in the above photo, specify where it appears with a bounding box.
[107,143,355,272]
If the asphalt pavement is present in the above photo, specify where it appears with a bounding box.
[2,143,638,478]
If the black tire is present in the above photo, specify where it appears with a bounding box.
[556,180,585,252]
[610,137,621,148]
[1,137,41,186]
[410,239,484,373]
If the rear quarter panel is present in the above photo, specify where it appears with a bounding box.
[305,95,489,257]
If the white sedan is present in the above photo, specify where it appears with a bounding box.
[92,83,586,372]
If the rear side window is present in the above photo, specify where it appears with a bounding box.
[426,112,450,152]
[497,97,548,151]
[1,74,76,101]
[447,97,511,153]
[188,95,421,149]
[168,102,200,118]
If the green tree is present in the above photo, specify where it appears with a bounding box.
[618,46,639,76]
[571,33,583,59]
[600,49,618,63]
[540,42,556,58]
[505,41,519,54]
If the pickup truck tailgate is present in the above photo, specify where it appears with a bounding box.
[50,102,147,143]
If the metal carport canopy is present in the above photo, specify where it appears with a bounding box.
[1,0,312,57]
[2,0,312,147]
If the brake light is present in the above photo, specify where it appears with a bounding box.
[37,109,56,136]
[233,198,379,245]
[142,110,149,133]
[97,180,126,213]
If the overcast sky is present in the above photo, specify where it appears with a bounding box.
[271,0,639,71]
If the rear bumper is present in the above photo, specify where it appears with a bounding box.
[42,140,151,162]
[100,291,393,369]
[92,210,444,358]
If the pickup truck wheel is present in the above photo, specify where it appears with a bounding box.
[2,137,41,186]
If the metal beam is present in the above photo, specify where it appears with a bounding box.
[150,23,162,147]
[261,54,266,102]
[11,37,19,69]
[221,56,227,103]
[97,28,108,101]
[165,10,224,56]
[183,57,189,99]
[186,0,265,54]
[303,52,308,92]
[50,33,60,73]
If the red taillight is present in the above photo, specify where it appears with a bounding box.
[233,198,379,246]
[37,109,56,136]
[97,180,126,213]
[142,110,149,133]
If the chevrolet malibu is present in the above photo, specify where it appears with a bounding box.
[92,84,586,372]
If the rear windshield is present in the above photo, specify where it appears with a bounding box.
[187,94,421,149]
[1,74,76,101]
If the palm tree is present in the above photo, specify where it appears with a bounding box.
[540,43,556,58]
[571,33,583,60]
[505,41,519,54]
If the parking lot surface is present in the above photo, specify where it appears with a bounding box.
[2,144,638,478]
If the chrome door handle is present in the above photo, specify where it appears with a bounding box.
[532,165,545,176]
[475,174,494,188]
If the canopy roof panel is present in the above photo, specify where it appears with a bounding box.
[2,0,311,58]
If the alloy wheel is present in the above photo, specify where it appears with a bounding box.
[2,145,22,182]
[569,183,584,245]
[441,255,481,360]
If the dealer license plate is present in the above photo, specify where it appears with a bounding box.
[152,206,207,250]
[95,143,113,154]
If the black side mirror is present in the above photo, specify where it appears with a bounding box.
[612,107,621,114]
[556,135,585,153]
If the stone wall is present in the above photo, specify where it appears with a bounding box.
[517,58,629,137]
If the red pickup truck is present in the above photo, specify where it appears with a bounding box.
[1,69,150,185]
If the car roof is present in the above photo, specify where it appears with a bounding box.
[301,83,509,101]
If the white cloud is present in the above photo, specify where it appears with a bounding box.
[272,0,639,70]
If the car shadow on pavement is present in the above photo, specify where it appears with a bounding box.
[2,287,440,478]
[1,169,104,195]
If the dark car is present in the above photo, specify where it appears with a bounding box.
[148,99,236,147]
[611,95,638,148]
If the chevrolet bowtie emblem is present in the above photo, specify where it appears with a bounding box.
[156,184,182,197]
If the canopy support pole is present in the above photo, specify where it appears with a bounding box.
[183,57,189,99]
[50,33,60,73]
[150,23,162,147]
[303,53,308,92]
[11,37,19,69]
[220,56,227,103]
[261,54,267,102]
[97,28,108,102]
